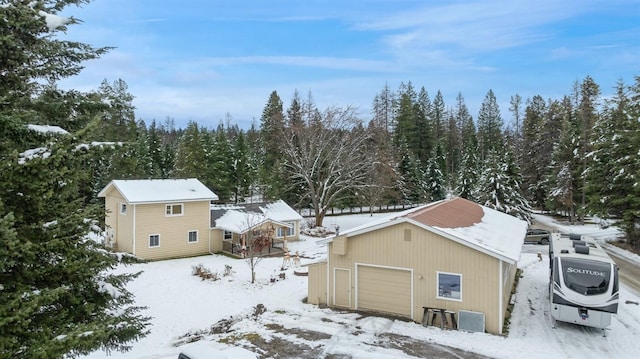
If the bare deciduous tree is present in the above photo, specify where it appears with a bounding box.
[240,213,274,283]
[282,106,372,227]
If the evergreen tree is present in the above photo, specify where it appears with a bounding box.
[396,140,426,203]
[259,91,286,199]
[547,96,581,221]
[576,76,600,223]
[0,135,150,358]
[425,146,447,201]
[230,131,253,203]
[476,149,531,222]
[174,121,208,181]
[431,90,446,149]
[455,150,480,201]
[97,79,137,141]
[1,3,148,355]
[477,89,504,160]
[371,83,396,133]
[413,86,432,163]
[206,125,234,201]
[393,82,418,151]
[521,95,548,208]
[587,78,640,245]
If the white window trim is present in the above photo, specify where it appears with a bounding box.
[223,230,233,241]
[276,222,295,238]
[165,203,184,217]
[120,203,127,215]
[188,230,198,243]
[436,271,463,302]
[149,234,160,248]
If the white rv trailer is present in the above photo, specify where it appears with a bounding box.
[549,233,619,329]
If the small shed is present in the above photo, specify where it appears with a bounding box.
[306,197,527,335]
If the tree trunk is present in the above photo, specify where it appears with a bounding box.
[315,210,326,228]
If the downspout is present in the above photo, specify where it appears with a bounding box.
[209,207,214,255]
[326,243,330,305]
[132,204,136,255]
[498,259,503,334]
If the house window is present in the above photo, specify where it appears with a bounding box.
[149,234,160,248]
[165,203,183,216]
[120,203,127,215]
[223,230,233,241]
[188,230,198,243]
[437,272,462,301]
[276,222,295,238]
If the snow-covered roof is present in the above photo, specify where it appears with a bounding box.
[211,200,301,233]
[320,197,527,264]
[98,179,218,204]
[27,124,69,135]
[259,200,304,222]
[213,209,291,234]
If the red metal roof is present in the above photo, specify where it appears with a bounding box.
[405,197,484,228]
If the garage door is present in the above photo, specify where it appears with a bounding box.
[357,265,412,317]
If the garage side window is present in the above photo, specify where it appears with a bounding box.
[437,272,462,301]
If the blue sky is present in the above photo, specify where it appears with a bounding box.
[57,0,640,130]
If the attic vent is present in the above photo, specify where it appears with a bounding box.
[574,245,590,255]
[458,310,485,333]
[404,229,411,242]
[572,240,586,247]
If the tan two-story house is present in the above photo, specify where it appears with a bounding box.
[99,179,303,261]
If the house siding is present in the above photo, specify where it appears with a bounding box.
[324,222,505,334]
[307,262,327,306]
[134,201,212,260]
[103,188,134,254]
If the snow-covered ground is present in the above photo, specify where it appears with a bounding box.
[83,213,640,359]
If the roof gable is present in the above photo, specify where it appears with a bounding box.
[323,197,527,264]
[98,178,218,203]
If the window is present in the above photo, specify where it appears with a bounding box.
[437,272,462,300]
[165,203,183,216]
[188,230,198,243]
[223,230,233,241]
[149,234,160,247]
[120,203,127,215]
[276,222,295,238]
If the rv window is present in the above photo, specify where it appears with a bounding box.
[561,257,611,295]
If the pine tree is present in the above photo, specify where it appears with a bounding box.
[0,135,150,358]
[455,150,480,201]
[230,131,256,203]
[259,91,286,199]
[0,3,150,354]
[587,78,640,245]
[547,96,581,222]
[476,149,531,222]
[425,146,447,201]
[477,89,504,160]
[521,95,548,208]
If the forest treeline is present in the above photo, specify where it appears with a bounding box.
[6,74,640,242]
